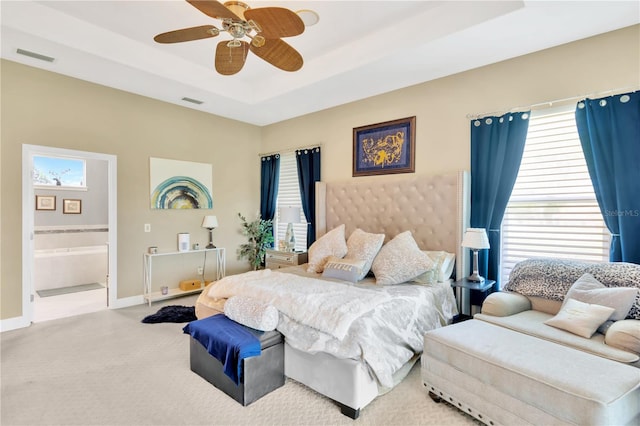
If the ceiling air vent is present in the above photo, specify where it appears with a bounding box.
[181,97,204,105]
[16,48,55,63]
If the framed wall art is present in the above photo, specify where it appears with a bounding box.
[353,116,416,177]
[149,157,213,209]
[36,195,56,211]
[63,199,82,214]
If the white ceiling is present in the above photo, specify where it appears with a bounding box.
[2,1,639,126]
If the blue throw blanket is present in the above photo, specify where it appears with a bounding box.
[183,314,261,385]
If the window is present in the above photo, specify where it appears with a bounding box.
[274,152,308,251]
[33,155,86,189]
[501,106,609,282]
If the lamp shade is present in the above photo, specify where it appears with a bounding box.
[201,215,218,229]
[461,228,490,249]
[279,206,301,223]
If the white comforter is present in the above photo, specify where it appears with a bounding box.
[206,269,457,388]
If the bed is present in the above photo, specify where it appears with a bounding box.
[195,171,470,418]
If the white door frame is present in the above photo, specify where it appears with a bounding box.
[20,144,117,327]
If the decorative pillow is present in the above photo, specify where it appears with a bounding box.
[344,229,385,280]
[544,298,615,338]
[322,256,367,283]
[306,224,348,273]
[224,295,279,331]
[564,273,637,321]
[422,251,456,282]
[605,320,640,355]
[412,255,440,285]
[372,231,434,285]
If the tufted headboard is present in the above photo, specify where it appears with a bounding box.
[315,171,470,281]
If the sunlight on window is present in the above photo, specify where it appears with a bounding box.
[33,156,86,188]
[501,106,609,283]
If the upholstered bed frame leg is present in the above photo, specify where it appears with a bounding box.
[428,391,442,403]
[336,401,360,419]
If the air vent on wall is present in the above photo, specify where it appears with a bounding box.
[16,48,55,63]
[181,97,204,105]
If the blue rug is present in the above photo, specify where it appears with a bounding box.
[142,305,197,323]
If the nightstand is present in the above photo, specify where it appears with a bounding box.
[265,249,308,270]
[451,278,495,322]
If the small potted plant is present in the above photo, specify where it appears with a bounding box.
[237,212,274,270]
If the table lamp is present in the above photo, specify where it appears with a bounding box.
[201,215,218,249]
[279,206,301,252]
[461,228,490,282]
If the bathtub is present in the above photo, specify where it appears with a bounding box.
[34,245,108,291]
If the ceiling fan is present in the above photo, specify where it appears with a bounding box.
[154,0,308,75]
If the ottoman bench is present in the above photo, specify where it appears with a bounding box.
[422,319,640,425]
[187,317,285,406]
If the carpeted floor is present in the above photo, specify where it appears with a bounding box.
[1,295,479,426]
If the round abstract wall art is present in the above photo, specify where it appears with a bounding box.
[151,176,213,209]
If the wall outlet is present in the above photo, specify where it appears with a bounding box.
[197,267,204,275]
[144,223,151,232]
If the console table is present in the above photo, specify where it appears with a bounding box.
[143,248,225,306]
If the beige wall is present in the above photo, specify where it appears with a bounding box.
[1,25,638,322]
[261,25,640,183]
[1,61,261,319]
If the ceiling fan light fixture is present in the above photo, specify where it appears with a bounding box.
[156,1,311,75]
[223,1,249,20]
[296,9,319,27]
[247,19,261,34]
[251,35,265,48]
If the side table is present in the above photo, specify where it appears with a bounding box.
[451,278,495,321]
[264,249,308,270]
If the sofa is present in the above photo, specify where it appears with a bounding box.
[422,258,640,425]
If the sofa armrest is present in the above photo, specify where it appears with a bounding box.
[481,291,531,317]
[605,319,640,355]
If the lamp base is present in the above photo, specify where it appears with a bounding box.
[467,248,484,282]
[284,223,295,252]
[206,228,215,249]
[466,273,485,283]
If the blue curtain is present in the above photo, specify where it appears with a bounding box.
[575,91,640,264]
[296,147,321,248]
[470,112,530,290]
[260,154,280,221]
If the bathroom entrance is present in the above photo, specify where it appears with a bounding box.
[23,145,117,323]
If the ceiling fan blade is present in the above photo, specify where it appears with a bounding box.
[154,25,219,43]
[215,40,248,75]
[187,0,241,20]
[250,38,303,72]
[244,7,305,39]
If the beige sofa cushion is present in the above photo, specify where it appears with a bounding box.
[475,311,639,364]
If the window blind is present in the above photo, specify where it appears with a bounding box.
[501,107,609,282]
[275,151,308,251]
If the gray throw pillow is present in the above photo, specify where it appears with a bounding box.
[564,273,637,321]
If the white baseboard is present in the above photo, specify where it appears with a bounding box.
[110,295,144,309]
[1,295,146,332]
[0,316,31,332]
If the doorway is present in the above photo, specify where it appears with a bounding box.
[22,145,117,324]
